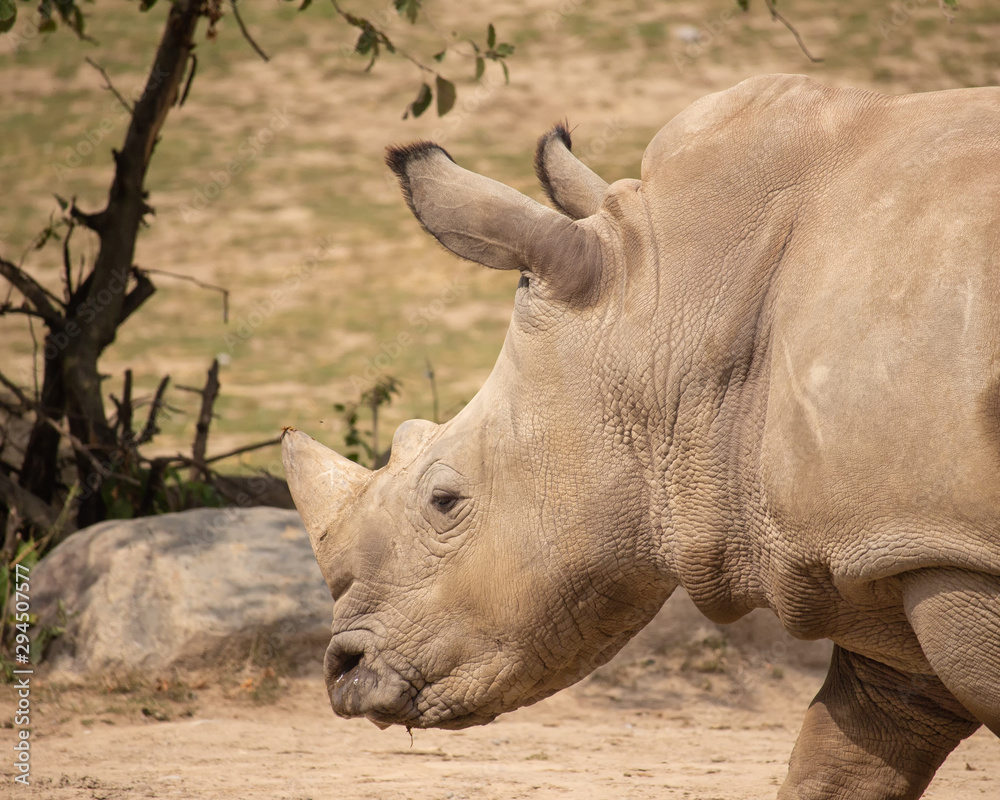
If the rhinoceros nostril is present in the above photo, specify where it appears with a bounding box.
[338,651,362,679]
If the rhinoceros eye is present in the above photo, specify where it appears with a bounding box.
[430,490,459,514]
[517,273,530,290]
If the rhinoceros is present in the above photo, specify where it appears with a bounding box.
[282,74,1000,799]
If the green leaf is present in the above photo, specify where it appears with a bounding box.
[487,23,496,49]
[0,0,16,33]
[355,27,374,55]
[394,0,420,23]
[736,0,749,9]
[495,43,515,57]
[70,4,84,34]
[298,0,312,9]
[406,82,432,119]
[139,0,158,11]
[432,49,446,62]
[501,61,509,85]
[475,56,484,81]
[39,18,57,32]
[435,75,456,116]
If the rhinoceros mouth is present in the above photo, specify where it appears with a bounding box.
[324,632,500,730]
[324,634,418,728]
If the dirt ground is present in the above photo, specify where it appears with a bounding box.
[4,662,997,799]
[4,595,999,799]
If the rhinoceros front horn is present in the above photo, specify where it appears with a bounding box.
[281,428,369,554]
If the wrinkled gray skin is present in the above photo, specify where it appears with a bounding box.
[283,75,1000,799]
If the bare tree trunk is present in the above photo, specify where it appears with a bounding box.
[19,336,66,504]
[55,0,204,527]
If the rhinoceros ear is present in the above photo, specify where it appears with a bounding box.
[534,123,609,220]
[386,142,603,305]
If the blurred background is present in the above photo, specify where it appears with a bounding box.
[3,0,998,482]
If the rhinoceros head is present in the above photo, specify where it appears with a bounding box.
[283,126,672,730]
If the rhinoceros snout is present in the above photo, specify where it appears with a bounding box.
[324,635,413,728]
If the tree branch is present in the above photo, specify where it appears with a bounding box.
[0,471,77,537]
[62,219,76,297]
[189,359,220,481]
[117,269,157,325]
[0,369,31,409]
[764,0,823,63]
[143,267,229,322]
[204,435,281,465]
[85,56,134,115]
[136,375,171,446]
[229,0,270,62]
[0,257,65,329]
[63,0,205,456]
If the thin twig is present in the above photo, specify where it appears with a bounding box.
[39,417,122,484]
[764,0,823,63]
[137,375,171,445]
[179,53,198,107]
[203,436,281,465]
[143,436,281,483]
[142,267,229,323]
[229,0,270,62]
[0,369,31,408]
[0,257,65,328]
[331,0,435,74]
[85,56,135,114]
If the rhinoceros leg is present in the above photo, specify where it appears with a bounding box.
[901,568,1000,736]
[779,646,979,800]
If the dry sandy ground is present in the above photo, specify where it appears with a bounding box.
[3,666,997,800]
[5,592,999,800]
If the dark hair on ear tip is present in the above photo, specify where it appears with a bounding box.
[534,121,575,217]
[385,141,454,179]
[385,141,455,220]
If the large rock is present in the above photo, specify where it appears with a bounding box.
[33,507,332,677]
